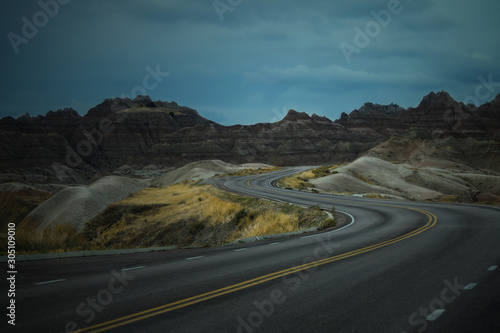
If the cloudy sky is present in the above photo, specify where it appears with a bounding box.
[1,0,499,125]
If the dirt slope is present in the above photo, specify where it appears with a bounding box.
[19,176,149,233]
[310,156,500,202]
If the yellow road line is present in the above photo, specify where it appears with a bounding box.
[81,206,437,332]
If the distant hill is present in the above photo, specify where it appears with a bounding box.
[1,91,499,184]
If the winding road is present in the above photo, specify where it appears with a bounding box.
[4,168,500,332]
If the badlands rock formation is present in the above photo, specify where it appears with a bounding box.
[0,91,499,183]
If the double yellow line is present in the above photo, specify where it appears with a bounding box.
[80,206,436,332]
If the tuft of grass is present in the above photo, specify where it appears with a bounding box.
[0,190,52,232]
[234,211,299,239]
[364,193,390,200]
[317,207,337,230]
[278,176,309,190]
[10,224,87,254]
[318,218,337,230]
[312,166,332,178]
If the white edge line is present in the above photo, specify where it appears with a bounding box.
[234,248,248,252]
[34,279,66,285]
[268,242,280,246]
[488,266,498,271]
[302,210,356,239]
[186,256,204,260]
[464,283,477,290]
[121,266,146,272]
[426,309,446,322]
[224,171,356,239]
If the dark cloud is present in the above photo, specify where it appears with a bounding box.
[1,0,499,125]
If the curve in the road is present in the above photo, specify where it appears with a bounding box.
[79,168,439,333]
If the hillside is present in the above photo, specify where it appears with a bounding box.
[18,176,150,233]
[1,91,498,184]
[308,156,500,203]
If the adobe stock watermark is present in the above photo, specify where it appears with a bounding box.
[60,269,136,333]
[463,74,500,107]
[236,233,341,332]
[51,64,170,182]
[443,74,500,131]
[270,106,290,123]
[340,0,411,64]
[6,223,17,326]
[402,277,466,333]
[7,0,70,54]
[213,0,244,22]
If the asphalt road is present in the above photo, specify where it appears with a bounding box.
[3,168,500,333]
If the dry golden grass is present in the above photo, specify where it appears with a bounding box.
[11,182,334,253]
[0,189,56,254]
[364,193,390,200]
[10,224,87,254]
[278,165,339,190]
[82,183,331,249]
[233,211,299,239]
[300,170,317,179]
[219,167,282,178]
[81,184,243,248]
[0,190,52,231]
[318,218,337,230]
[118,184,242,226]
[278,175,309,189]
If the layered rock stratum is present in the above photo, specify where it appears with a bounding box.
[1,91,499,184]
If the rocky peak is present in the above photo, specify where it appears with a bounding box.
[358,102,404,117]
[85,97,137,118]
[417,91,457,109]
[19,113,33,120]
[132,95,154,106]
[334,112,349,126]
[398,91,481,131]
[85,96,190,119]
[46,108,81,118]
[334,102,407,134]
[281,109,311,122]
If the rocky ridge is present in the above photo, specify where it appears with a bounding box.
[1,91,499,184]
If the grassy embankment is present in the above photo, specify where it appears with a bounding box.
[0,190,65,254]
[82,183,334,249]
[13,224,87,254]
[277,165,340,190]
[8,182,335,253]
[217,166,283,177]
